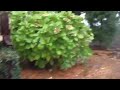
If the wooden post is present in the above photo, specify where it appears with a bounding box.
[0,11,12,46]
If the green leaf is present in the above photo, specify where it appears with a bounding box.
[61,33,66,37]
[45,18,50,22]
[41,53,46,58]
[56,50,62,55]
[16,38,20,42]
[63,36,69,41]
[48,43,52,46]
[35,55,40,60]
[60,46,65,49]
[33,38,39,43]
[26,39,31,43]
[46,37,51,43]
[74,38,78,41]
[30,44,35,48]
[41,39,46,44]
[25,45,31,49]
[35,60,46,69]
[78,35,84,39]
[19,43,25,46]
[46,56,51,61]
[28,56,35,62]
[38,45,44,49]
[68,46,73,50]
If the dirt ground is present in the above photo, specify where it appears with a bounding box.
[21,50,120,79]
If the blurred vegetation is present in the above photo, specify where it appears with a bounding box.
[0,47,21,79]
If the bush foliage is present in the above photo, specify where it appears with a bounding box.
[10,11,94,69]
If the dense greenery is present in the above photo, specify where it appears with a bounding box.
[0,47,21,79]
[10,11,94,70]
[85,11,119,48]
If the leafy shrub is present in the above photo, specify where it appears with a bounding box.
[0,47,21,79]
[10,11,94,70]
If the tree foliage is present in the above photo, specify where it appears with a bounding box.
[85,11,119,48]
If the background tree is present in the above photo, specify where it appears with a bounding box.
[85,11,119,48]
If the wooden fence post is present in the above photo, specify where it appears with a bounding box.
[0,11,12,46]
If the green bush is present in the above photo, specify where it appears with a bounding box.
[0,47,21,79]
[10,11,94,70]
